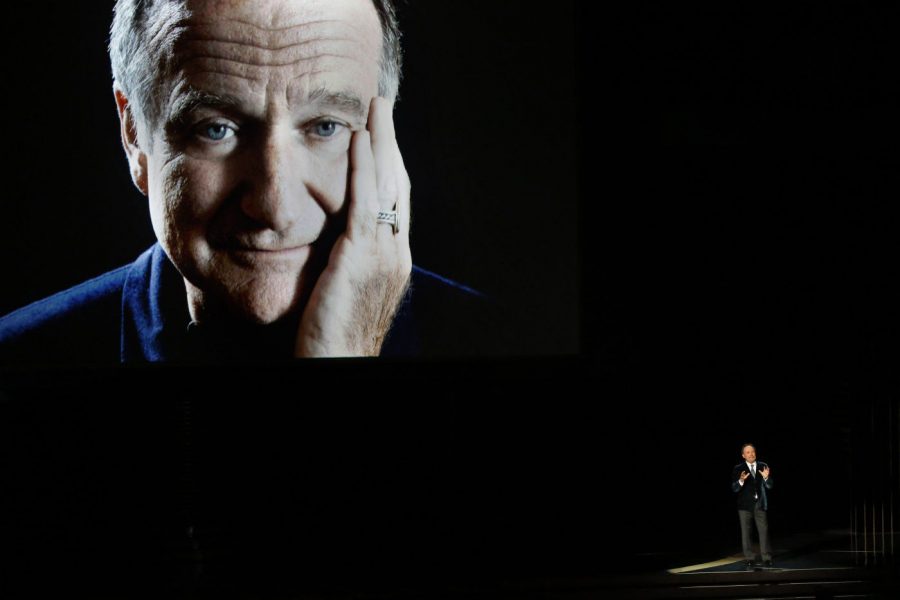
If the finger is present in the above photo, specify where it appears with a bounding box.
[394,145,412,272]
[367,97,403,245]
[368,97,400,213]
[348,129,378,240]
[394,140,411,238]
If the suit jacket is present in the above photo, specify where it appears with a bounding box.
[731,461,773,511]
[0,243,513,363]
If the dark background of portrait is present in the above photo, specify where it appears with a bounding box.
[3,0,899,597]
[0,0,579,356]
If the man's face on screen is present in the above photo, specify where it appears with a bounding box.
[137,0,381,324]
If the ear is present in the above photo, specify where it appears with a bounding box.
[114,86,149,196]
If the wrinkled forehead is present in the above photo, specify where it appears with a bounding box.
[180,0,380,48]
[163,0,381,105]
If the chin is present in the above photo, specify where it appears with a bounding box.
[224,277,304,325]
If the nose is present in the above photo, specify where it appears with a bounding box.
[240,129,310,232]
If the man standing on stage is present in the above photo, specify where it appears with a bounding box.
[732,443,774,567]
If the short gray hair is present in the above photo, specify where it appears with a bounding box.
[109,0,402,138]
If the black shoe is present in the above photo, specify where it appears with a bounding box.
[764,559,774,567]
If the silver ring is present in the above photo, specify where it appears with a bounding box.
[376,210,399,234]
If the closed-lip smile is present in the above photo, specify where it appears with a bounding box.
[223,243,313,265]
[236,245,307,253]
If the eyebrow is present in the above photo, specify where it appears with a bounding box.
[166,87,244,128]
[166,85,368,129]
[306,86,367,122]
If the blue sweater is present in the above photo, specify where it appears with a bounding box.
[0,244,498,364]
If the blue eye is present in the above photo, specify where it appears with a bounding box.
[200,122,234,141]
[313,120,340,137]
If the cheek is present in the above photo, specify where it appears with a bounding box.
[147,155,235,273]
[309,148,350,215]
[150,157,229,239]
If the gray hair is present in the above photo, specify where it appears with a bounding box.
[109,0,402,140]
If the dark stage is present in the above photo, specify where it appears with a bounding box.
[2,363,898,598]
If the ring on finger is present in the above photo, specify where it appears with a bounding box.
[376,209,400,235]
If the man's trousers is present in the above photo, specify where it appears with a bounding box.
[738,504,772,561]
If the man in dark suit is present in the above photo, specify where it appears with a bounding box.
[732,443,774,567]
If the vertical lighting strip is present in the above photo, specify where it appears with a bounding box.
[872,400,883,565]
[852,397,858,566]
[863,500,868,567]
[891,398,897,560]
[881,400,891,563]
[866,398,873,567]
[851,402,857,566]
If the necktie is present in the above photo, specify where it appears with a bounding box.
[751,464,758,500]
